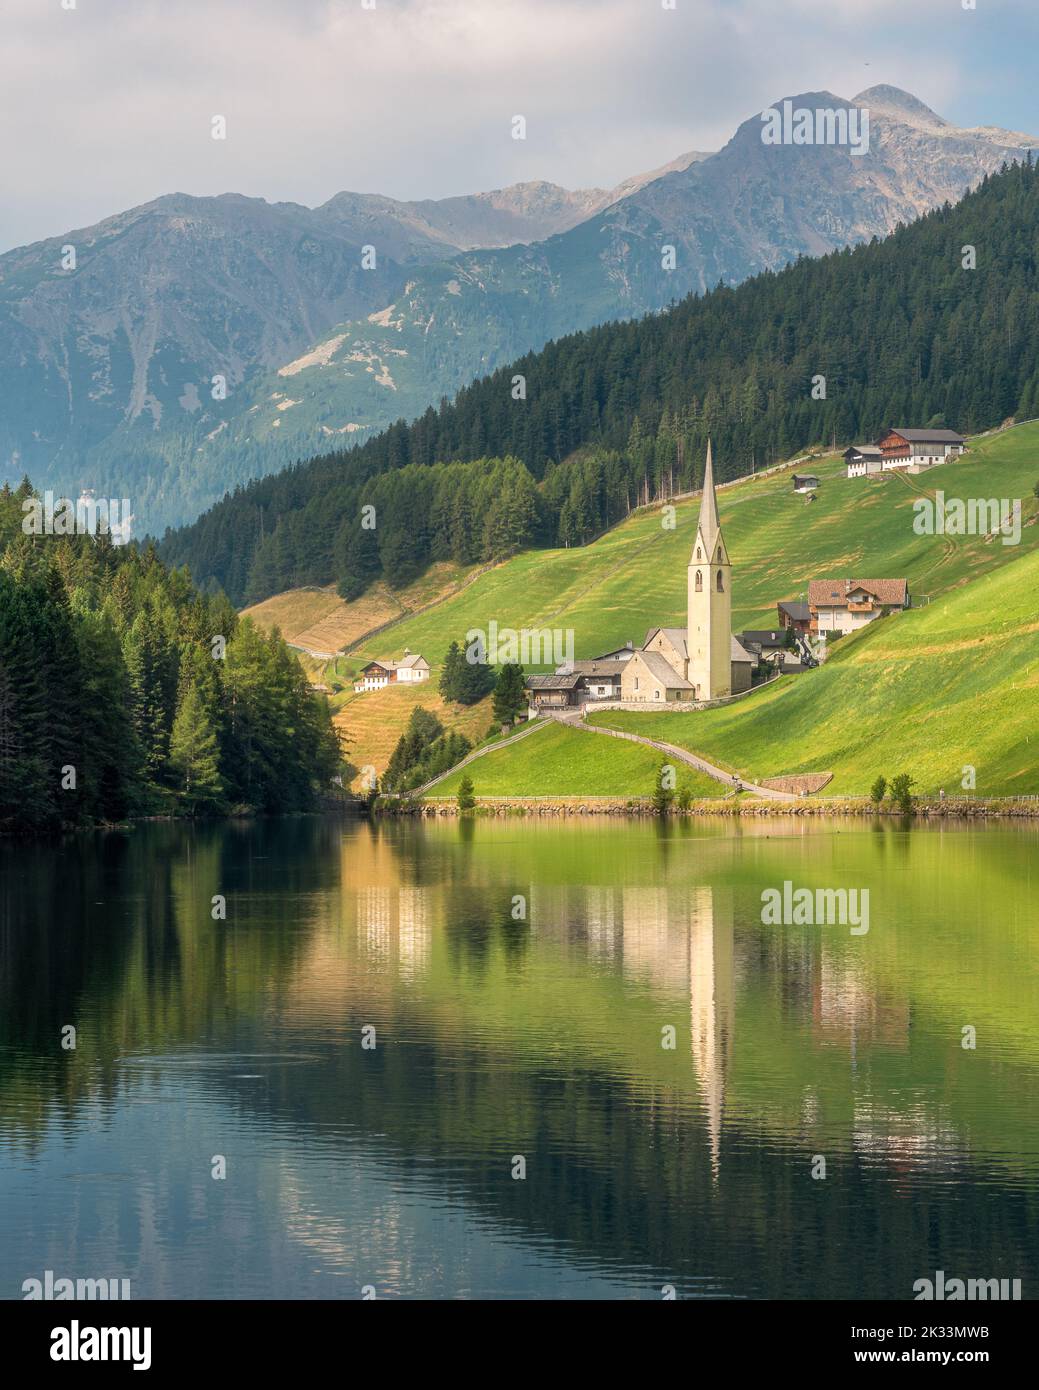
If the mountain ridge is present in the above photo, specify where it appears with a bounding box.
[3,85,1036,532]
[181,84,1036,519]
[157,157,1039,619]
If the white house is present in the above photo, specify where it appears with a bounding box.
[353,650,430,693]
[877,428,966,472]
[395,652,431,683]
[846,431,965,478]
[808,579,909,636]
[844,445,883,478]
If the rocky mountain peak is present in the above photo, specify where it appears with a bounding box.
[852,85,950,130]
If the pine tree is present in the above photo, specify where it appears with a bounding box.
[0,573,54,825]
[0,658,20,822]
[334,510,381,600]
[123,607,178,789]
[384,706,445,789]
[456,642,496,706]
[492,663,527,727]
[439,640,465,702]
[170,678,225,813]
[457,774,476,812]
[75,606,144,821]
[0,501,342,828]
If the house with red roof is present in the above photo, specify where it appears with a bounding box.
[807,579,910,637]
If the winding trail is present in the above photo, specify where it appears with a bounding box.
[566,713,799,801]
[409,709,797,802]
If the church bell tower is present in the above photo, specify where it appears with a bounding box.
[687,440,732,700]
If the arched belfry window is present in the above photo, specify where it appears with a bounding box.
[716,570,724,592]
[695,570,703,592]
[696,546,702,561]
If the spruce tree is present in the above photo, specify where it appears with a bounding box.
[492,663,527,727]
[170,678,225,814]
[334,512,380,600]
[457,774,476,812]
[457,644,496,706]
[439,640,465,702]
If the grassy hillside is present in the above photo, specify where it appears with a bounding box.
[164,159,1039,610]
[333,684,491,789]
[278,423,1039,788]
[432,722,724,800]
[591,541,1039,797]
[348,426,1039,667]
[242,560,477,658]
[244,562,488,784]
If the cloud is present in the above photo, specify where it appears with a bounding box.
[0,0,1019,252]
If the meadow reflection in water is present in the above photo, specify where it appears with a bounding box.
[1,816,1037,1299]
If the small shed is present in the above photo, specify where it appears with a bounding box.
[525,672,583,711]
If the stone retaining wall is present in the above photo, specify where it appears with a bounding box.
[587,673,780,717]
[379,797,1039,820]
[760,773,833,794]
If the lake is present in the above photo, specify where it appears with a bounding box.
[1,816,1037,1300]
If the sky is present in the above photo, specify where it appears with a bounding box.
[1,0,1037,253]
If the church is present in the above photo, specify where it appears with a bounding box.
[618,441,755,703]
[525,442,755,713]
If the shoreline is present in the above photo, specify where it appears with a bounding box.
[379,796,1039,820]
[0,803,363,839]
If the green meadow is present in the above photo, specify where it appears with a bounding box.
[353,423,1039,670]
[338,423,1039,796]
[432,720,725,799]
[590,541,1039,797]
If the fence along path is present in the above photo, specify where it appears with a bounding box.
[401,718,554,796]
[569,717,799,801]
[410,710,797,802]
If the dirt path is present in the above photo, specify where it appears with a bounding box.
[409,709,799,801]
[569,714,799,800]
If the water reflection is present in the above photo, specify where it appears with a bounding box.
[1,817,1037,1299]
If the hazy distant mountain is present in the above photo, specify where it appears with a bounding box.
[0,192,401,498]
[187,87,1035,523]
[1,86,1033,533]
[314,156,711,256]
[0,156,710,529]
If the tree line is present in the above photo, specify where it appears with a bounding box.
[0,480,342,831]
[380,651,528,795]
[161,158,1039,606]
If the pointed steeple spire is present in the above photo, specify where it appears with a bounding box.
[694,439,721,557]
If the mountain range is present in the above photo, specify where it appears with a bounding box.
[2,84,1035,533]
[160,157,1039,610]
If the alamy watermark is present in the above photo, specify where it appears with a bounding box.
[913,492,1021,545]
[914,1270,1021,1301]
[761,100,870,157]
[23,1270,131,1300]
[465,622,574,667]
[50,1322,151,1372]
[22,491,133,545]
[761,881,869,935]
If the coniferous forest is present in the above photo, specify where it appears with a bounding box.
[161,159,1039,606]
[0,481,342,831]
[382,707,474,795]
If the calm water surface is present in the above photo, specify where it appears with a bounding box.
[1,816,1037,1300]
